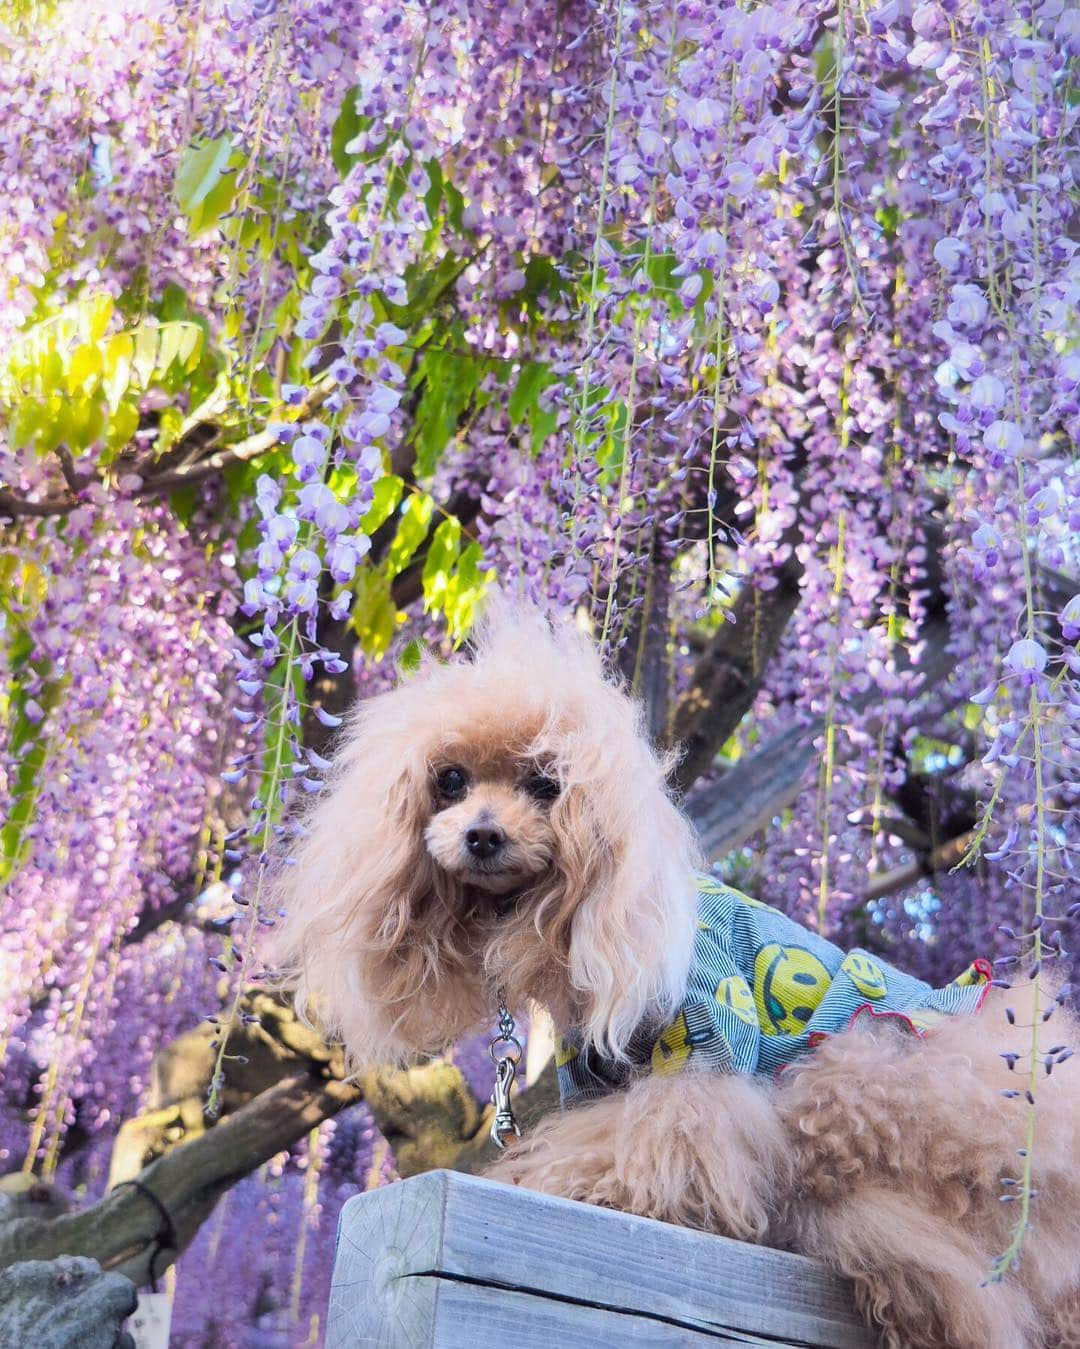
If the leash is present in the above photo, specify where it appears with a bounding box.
[487,987,522,1149]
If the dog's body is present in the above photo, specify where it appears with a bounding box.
[271,607,1080,1349]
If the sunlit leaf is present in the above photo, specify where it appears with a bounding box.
[441,541,495,642]
[176,136,234,211]
[131,324,159,388]
[359,474,404,534]
[156,322,204,379]
[101,333,134,412]
[421,517,461,611]
[385,492,434,578]
[350,567,400,659]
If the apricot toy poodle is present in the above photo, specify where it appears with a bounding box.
[271,603,1080,1349]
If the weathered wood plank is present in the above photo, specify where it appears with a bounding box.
[326,1169,879,1348]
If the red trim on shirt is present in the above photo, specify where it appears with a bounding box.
[780,963,993,1077]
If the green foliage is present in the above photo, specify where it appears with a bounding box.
[423,159,464,234]
[0,558,61,887]
[385,492,435,577]
[1,292,205,461]
[175,136,244,237]
[510,360,559,454]
[330,87,375,178]
[410,350,485,477]
[351,567,400,659]
[359,474,405,534]
[422,521,493,641]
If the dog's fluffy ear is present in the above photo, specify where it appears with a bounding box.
[266,684,462,1070]
[543,635,700,1063]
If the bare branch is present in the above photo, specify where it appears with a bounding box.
[864,829,977,903]
[667,552,803,796]
[686,613,958,861]
[0,490,77,520]
[137,377,337,496]
[0,1071,359,1286]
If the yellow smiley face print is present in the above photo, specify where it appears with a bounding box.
[841,952,888,1000]
[651,1011,715,1075]
[951,961,990,988]
[554,1036,579,1068]
[753,944,833,1035]
[715,974,758,1026]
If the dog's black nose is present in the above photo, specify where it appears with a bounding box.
[465,825,505,860]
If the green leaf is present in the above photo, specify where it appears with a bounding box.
[103,400,140,457]
[156,322,204,380]
[411,350,484,477]
[0,621,63,887]
[386,492,434,578]
[443,179,465,233]
[441,541,495,642]
[390,252,469,327]
[509,360,559,452]
[84,291,115,343]
[529,401,558,454]
[330,86,375,177]
[359,474,404,534]
[421,517,461,611]
[424,159,444,224]
[398,637,425,674]
[101,333,134,412]
[131,324,159,388]
[9,398,45,451]
[176,136,236,219]
[351,567,399,660]
[875,204,901,240]
[509,361,551,423]
[66,342,102,394]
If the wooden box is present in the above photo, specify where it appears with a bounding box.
[326,1169,877,1347]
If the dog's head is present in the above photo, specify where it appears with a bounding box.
[268,601,699,1070]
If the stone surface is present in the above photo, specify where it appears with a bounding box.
[0,1254,137,1349]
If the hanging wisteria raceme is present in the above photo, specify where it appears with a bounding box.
[0,503,236,1172]
[911,0,1080,1272]
[0,0,361,343]
[206,1,447,1096]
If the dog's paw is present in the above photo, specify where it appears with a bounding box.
[483,1113,620,1207]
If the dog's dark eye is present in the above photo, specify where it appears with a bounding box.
[435,766,468,800]
[523,773,560,802]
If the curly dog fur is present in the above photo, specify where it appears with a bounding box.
[270,602,1080,1347]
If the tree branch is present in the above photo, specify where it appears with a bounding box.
[0,1071,359,1286]
[136,377,338,496]
[0,379,338,522]
[864,829,976,904]
[667,552,803,796]
[1,991,556,1286]
[686,613,958,861]
[0,490,78,520]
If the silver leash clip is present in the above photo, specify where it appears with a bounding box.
[490,1054,521,1149]
[488,987,522,1150]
